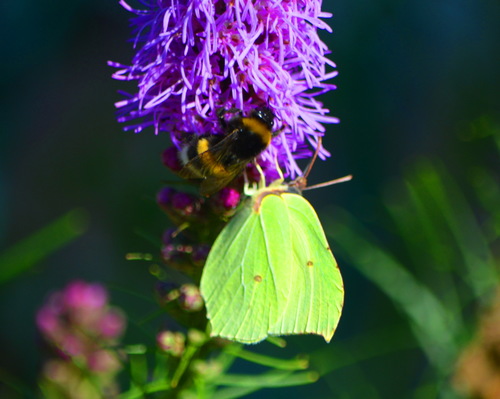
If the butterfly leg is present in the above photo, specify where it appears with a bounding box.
[273,156,284,182]
[254,161,266,188]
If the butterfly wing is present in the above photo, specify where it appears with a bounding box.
[267,193,344,342]
[201,192,344,343]
[200,198,293,343]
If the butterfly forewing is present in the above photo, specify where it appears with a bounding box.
[201,196,293,343]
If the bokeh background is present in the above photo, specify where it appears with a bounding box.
[1,0,499,398]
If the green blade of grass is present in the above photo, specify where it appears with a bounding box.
[384,169,464,322]
[325,207,459,372]
[224,346,309,371]
[410,160,498,297]
[311,323,416,376]
[213,369,318,388]
[0,209,87,284]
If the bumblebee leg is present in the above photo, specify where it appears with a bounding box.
[217,107,243,129]
[216,108,227,128]
[272,123,287,138]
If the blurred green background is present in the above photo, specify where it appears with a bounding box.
[1,0,499,398]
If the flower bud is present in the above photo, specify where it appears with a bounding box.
[88,349,122,374]
[210,187,241,214]
[191,244,211,266]
[36,305,61,337]
[157,187,176,211]
[155,281,180,302]
[171,192,201,217]
[161,228,178,245]
[191,359,223,379]
[63,280,108,310]
[187,329,206,347]
[157,331,185,357]
[162,146,183,172]
[98,309,126,339]
[178,284,203,312]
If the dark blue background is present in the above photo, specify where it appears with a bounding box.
[1,0,499,397]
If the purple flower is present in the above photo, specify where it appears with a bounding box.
[111,0,338,178]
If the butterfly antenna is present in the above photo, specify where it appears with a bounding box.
[303,174,353,191]
[303,136,323,179]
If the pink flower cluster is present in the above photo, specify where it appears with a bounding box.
[36,280,126,374]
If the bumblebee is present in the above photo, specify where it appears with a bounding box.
[178,107,278,197]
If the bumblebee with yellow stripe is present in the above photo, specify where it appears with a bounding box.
[178,107,278,197]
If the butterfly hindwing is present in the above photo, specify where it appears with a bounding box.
[201,188,344,344]
[268,193,343,342]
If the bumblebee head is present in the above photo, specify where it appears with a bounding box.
[251,107,275,130]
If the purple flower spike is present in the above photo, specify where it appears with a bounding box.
[111,0,338,179]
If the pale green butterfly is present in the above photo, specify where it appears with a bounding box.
[200,143,351,344]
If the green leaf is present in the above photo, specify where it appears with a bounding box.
[119,380,172,399]
[224,345,309,370]
[0,367,37,399]
[129,352,149,386]
[408,160,497,296]
[326,207,459,372]
[201,180,344,344]
[213,369,318,388]
[311,323,416,376]
[0,209,87,284]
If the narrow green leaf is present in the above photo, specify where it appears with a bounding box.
[119,380,172,399]
[469,168,500,241]
[224,346,308,370]
[171,330,206,388]
[0,209,87,284]
[153,352,171,382]
[384,169,464,321]
[213,369,318,388]
[311,323,416,376]
[210,385,261,399]
[124,344,148,355]
[410,160,498,296]
[129,352,149,386]
[265,336,287,347]
[0,367,37,398]
[326,207,459,372]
